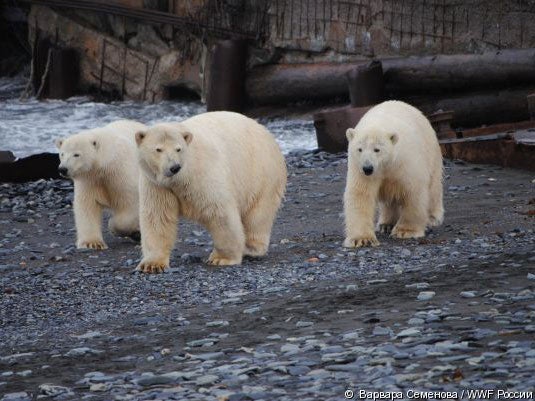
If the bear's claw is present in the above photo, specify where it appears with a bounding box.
[343,236,379,248]
[78,240,108,250]
[207,251,241,266]
[136,260,168,274]
[377,224,394,234]
[391,226,425,239]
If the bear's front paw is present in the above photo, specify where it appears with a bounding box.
[343,235,379,248]
[207,250,242,266]
[244,240,269,257]
[377,224,394,234]
[391,226,425,239]
[136,259,168,274]
[77,240,108,250]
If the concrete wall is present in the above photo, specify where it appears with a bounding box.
[27,0,535,101]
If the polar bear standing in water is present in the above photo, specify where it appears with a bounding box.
[55,120,146,249]
[135,111,287,273]
[344,101,443,247]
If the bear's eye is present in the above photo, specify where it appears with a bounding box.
[74,153,80,157]
[358,148,362,152]
[374,148,380,153]
[156,148,162,153]
[176,148,181,153]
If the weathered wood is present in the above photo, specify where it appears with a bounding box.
[246,49,535,105]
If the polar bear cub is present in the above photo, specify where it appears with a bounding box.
[135,111,287,273]
[344,101,443,247]
[55,120,146,249]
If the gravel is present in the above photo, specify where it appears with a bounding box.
[1,152,534,400]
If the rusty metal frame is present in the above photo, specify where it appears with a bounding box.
[439,121,535,171]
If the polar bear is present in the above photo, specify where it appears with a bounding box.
[55,120,146,249]
[344,100,443,247]
[135,111,287,273]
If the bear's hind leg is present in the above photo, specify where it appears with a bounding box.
[377,202,399,234]
[242,193,282,257]
[109,208,140,240]
[206,207,245,266]
[428,171,444,227]
[391,192,428,239]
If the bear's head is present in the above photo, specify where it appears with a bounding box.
[135,123,192,184]
[346,127,398,177]
[55,134,100,179]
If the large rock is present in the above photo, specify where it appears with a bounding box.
[0,153,61,183]
[29,5,205,101]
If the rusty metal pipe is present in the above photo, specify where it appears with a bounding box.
[246,49,535,105]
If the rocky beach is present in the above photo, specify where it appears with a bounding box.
[1,152,534,400]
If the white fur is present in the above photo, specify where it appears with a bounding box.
[56,120,146,249]
[136,111,287,273]
[344,100,444,247]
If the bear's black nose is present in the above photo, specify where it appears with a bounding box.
[58,167,68,177]
[169,164,181,175]
[362,165,374,176]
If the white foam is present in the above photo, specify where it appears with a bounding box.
[0,77,316,158]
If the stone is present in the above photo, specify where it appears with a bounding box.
[195,374,219,386]
[397,328,421,338]
[417,291,436,301]
[460,291,477,298]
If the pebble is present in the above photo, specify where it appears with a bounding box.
[406,282,430,289]
[417,291,436,301]
[460,291,477,298]
[408,318,425,326]
[373,326,393,336]
[206,320,229,327]
[243,307,261,314]
[195,374,219,386]
[397,328,421,338]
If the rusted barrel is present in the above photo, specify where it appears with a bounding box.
[313,106,372,153]
[346,60,385,107]
[207,39,247,112]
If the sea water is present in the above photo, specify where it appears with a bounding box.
[0,75,316,158]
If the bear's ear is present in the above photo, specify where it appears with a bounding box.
[55,138,64,149]
[389,133,399,145]
[182,131,193,145]
[346,128,356,142]
[135,131,146,146]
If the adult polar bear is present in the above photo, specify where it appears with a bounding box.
[344,101,443,247]
[135,111,287,273]
[56,120,146,249]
